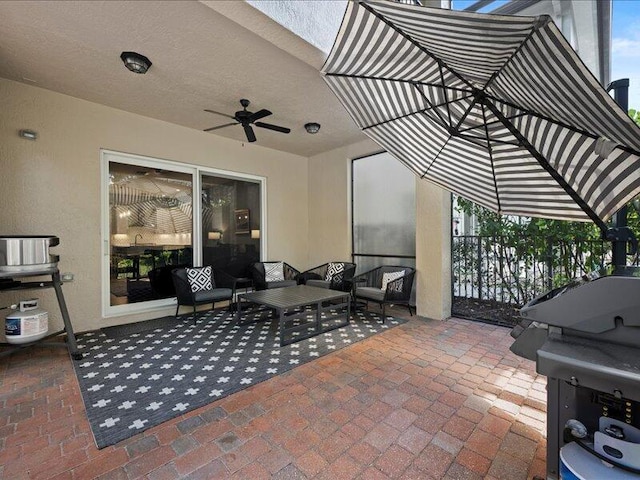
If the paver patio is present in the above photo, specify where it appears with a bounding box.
[0,307,546,479]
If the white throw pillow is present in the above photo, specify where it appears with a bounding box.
[381,270,405,292]
[264,262,285,282]
[186,266,213,292]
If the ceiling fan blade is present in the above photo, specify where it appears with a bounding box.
[203,122,237,132]
[255,122,291,134]
[204,109,236,120]
[243,124,257,142]
[248,109,272,123]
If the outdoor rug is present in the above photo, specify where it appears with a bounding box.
[72,307,407,448]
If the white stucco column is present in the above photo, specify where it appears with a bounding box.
[415,179,451,320]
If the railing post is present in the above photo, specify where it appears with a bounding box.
[477,236,483,299]
[546,237,553,291]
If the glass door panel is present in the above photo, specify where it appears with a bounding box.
[201,174,261,280]
[109,162,193,306]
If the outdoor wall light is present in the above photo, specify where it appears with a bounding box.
[207,231,222,240]
[19,129,38,140]
[120,51,152,74]
[251,229,260,239]
[304,122,321,134]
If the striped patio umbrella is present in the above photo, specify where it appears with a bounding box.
[321,0,640,231]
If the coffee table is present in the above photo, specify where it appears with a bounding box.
[235,285,351,346]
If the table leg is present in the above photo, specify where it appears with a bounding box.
[315,301,322,335]
[279,308,285,347]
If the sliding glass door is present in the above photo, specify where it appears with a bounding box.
[102,150,266,317]
[201,174,262,280]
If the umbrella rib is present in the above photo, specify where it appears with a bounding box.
[361,94,474,131]
[458,112,528,133]
[412,82,449,128]
[452,99,478,133]
[482,104,502,213]
[324,72,471,95]
[439,64,453,128]
[482,16,551,92]
[483,100,608,231]
[421,135,453,178]
[486,95,640,157]
[358,1,475,92]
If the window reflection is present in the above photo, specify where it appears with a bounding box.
[109,163,193,306]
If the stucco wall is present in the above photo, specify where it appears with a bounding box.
[0,78,308,333]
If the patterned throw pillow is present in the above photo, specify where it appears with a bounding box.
[325,262,345,283]
[381,270,405,292]
[186,266,213,292]
[264,262,285,282]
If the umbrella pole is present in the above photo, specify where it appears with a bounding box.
[607,79,632,271]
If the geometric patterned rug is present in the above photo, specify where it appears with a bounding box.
[72,307,407,448]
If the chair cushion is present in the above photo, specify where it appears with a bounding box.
[381,271,404,292]
[325,262,345,283]
[306,279,331,289]
[297,272,322,284]
[264,262,285,282]
[186,266,213,292]
[355,286,385,302]
[193,288,233,303]
[266,280,297,289]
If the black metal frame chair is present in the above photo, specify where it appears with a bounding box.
[171,267,234,321]
[298,262,357,292]
[352,266,416,321]
[250,261,300,290]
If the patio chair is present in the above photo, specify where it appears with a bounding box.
[298,261,356,292]
[251,261,300,290]
[352,266,416,321]
[171,266,234,321]
[148,264,188,299]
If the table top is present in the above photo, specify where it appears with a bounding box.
[239,285,348,309]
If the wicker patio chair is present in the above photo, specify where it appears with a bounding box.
[352,266,416,321]
[250,261,300,290]
[298,261,357,292]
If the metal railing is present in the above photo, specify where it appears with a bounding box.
[452,235,613,307]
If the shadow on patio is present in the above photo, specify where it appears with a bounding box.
[0,307,546,480]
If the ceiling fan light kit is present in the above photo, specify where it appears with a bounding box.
[120,51,152,74]
[204,99,290,143]
[304,122,321,134]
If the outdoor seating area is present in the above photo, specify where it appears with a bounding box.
[4,0,640,479]
[0,307,547,479]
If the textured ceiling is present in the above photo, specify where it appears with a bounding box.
[0,0,366,157]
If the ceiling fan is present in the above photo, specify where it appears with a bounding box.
[203,99,291,143]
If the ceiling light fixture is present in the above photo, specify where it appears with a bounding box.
[120,51,152,74]
[304,122,321,134]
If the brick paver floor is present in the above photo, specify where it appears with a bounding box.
[0,308,546,479]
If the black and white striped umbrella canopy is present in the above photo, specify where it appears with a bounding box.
[322,0,640,229]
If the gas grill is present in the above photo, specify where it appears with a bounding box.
[510,267,640,479]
